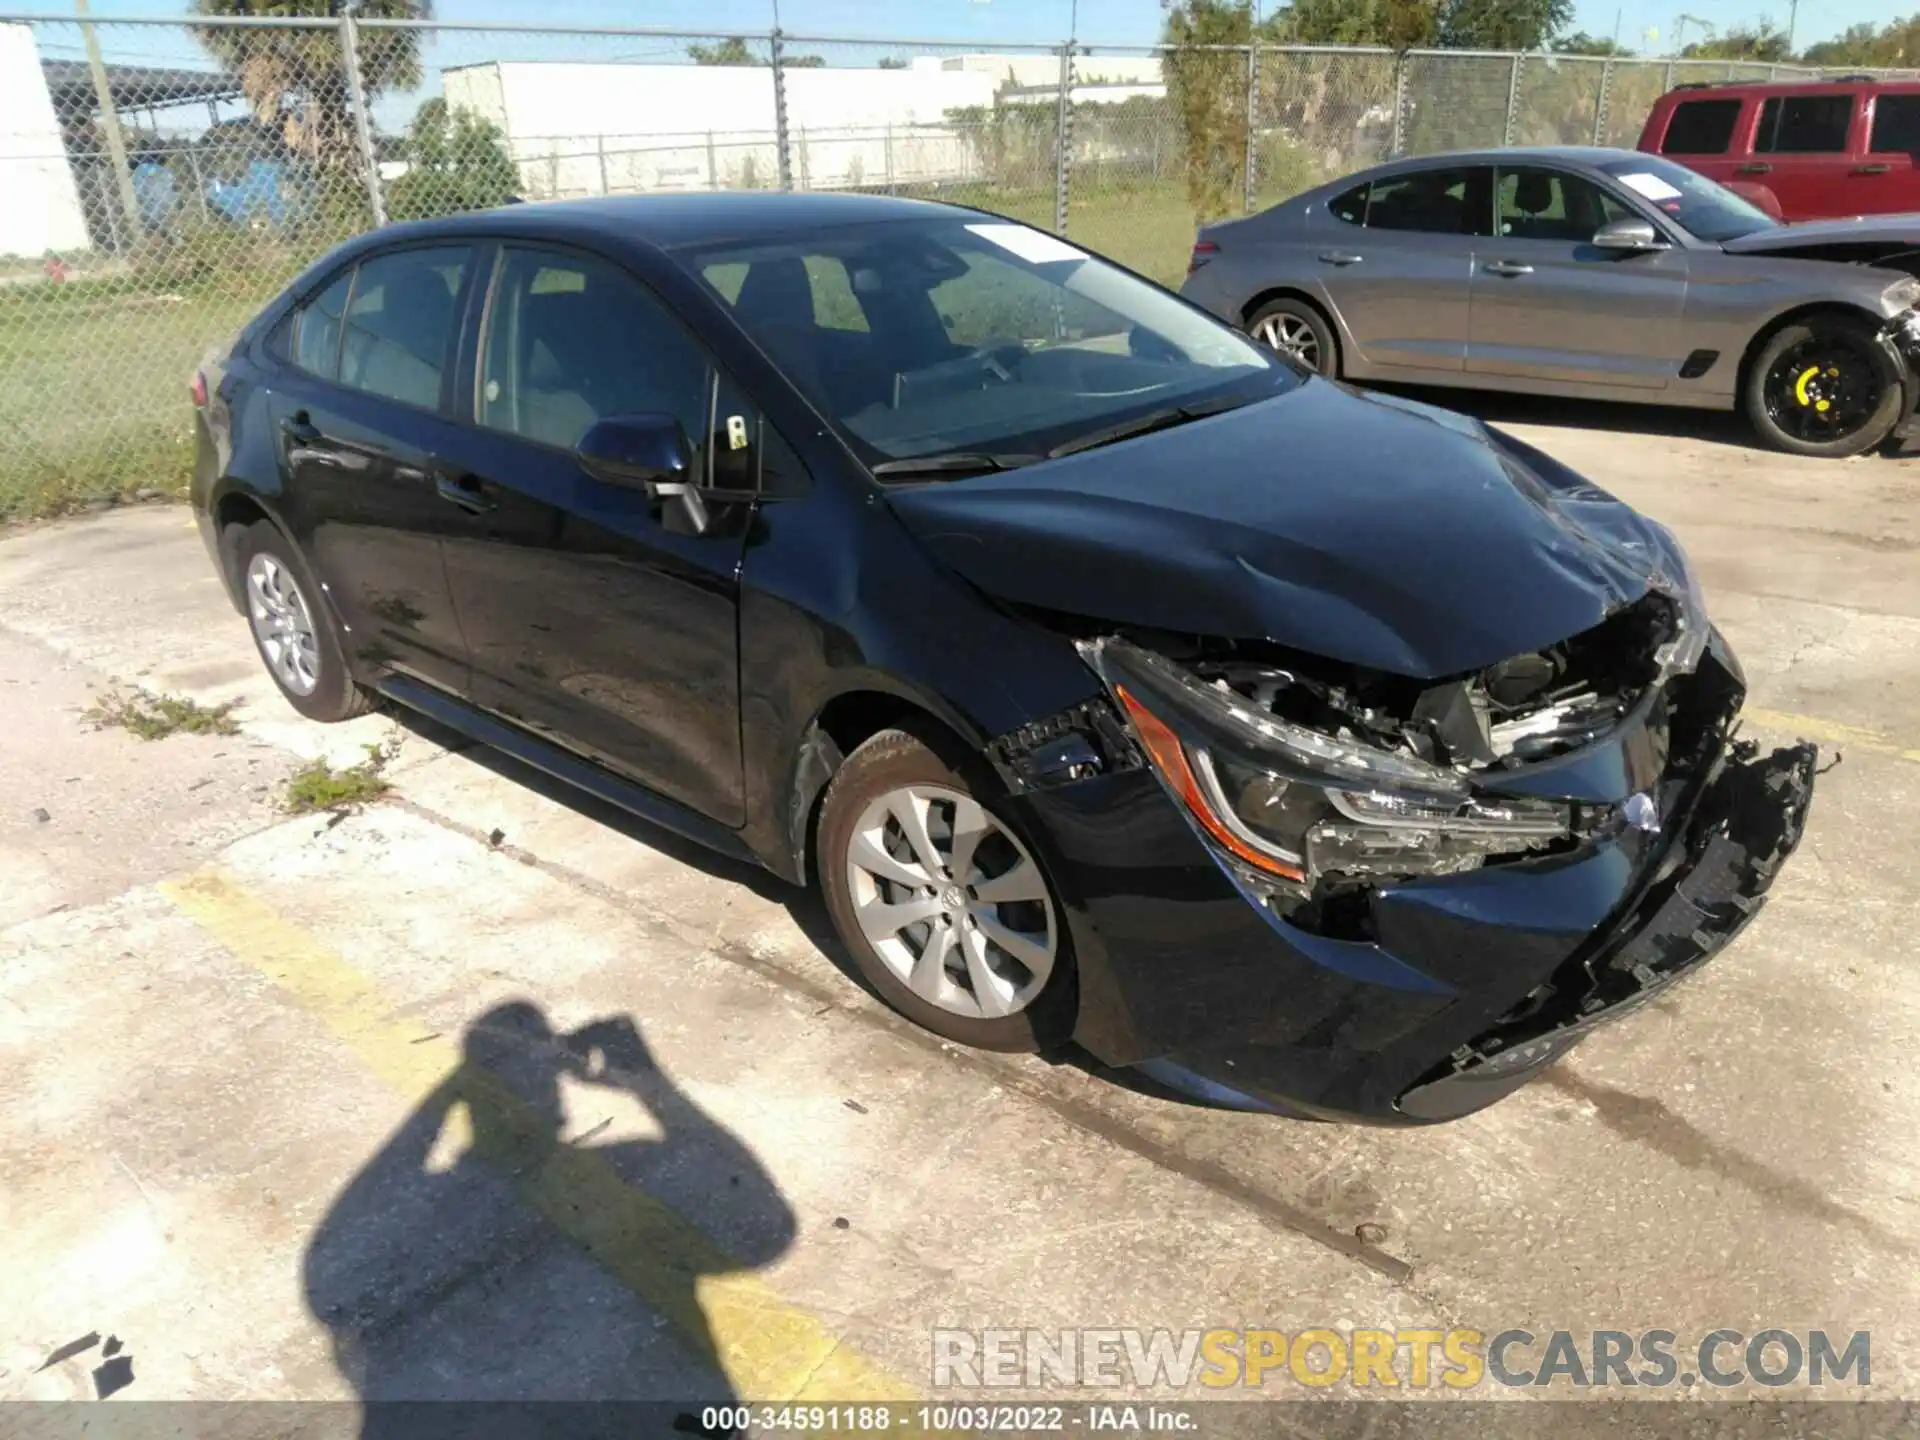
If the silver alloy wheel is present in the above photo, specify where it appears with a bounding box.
[245,552,321,697]
[1253,311,1321,371]
[844,783,1057,1020]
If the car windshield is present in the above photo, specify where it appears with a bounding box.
[680,216,1289,475]
[1595,155,1778,243]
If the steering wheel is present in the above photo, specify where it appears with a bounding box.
[962,341,1028,384]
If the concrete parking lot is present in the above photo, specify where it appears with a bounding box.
[3,404,1918,1420]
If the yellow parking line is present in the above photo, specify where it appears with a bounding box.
[160,868,917,1403]
[1743,706,1920,766]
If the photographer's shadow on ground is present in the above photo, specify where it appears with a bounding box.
[303,1001,794,1433]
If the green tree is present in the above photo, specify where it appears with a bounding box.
[1552,29,1634,55]
[1682,21,1792,61]
[1161,1,1285,218]
[689,36,825,66]
[1800,15,1919,66]
[877,56,908,69]
[1438,0,1574,49]
[1281,0,1436,47]
[384,98,519,221]
[192,0,428,169]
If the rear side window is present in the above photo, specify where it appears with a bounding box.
[1661,98,1741,156]
[1870,94,1920,154]
[1756,95,1855,154]
[1364,168,1491,236]
[339,246,472,409]
[1328,182,1367,225]
[291,269,352,380]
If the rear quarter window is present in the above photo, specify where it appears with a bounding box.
[1661,97,1742,156]
[1870,94,1920,154]
[1756,94,1855,154]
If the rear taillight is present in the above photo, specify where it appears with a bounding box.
[1188,240,1219,273]
[190,370,208,408]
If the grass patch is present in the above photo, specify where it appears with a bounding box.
[85,685,240,740]
[284,740,395,816]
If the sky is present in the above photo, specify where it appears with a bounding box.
[53,0,1895,58]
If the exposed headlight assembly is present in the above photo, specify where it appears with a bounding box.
[1882,277,1920,316]
[1080,637,1571,885]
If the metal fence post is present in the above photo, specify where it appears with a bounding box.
[1053,42,1073,234]
[706,130,718,190]
[1664,59,1675,91]
[770,27,794,191]
[1390,51,1407,158]
[1243,44,1259,215]
[1591,57,1613,145]
[596,134,610,195]
[75,0,144,248]
[338,11,386,227]
[1503,53,1522,145]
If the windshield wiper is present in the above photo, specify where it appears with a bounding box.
[1044,395,1247,460]
[869,452,1034,479]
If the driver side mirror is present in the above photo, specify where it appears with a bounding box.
[577,413,708,534]
[1592,217,1665,252]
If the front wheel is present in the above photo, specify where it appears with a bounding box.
[816,729,1075,1052]
[1744,316,1903,458]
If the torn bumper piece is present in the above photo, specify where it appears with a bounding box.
[998,643,1817,1124]
[1398,740,1817,1121]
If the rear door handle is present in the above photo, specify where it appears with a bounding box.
[279,412,321,444]
[1482,260,1535,277]
[435,473,496,515]
[1852,162,1892,176]
[1317,250,1364,266]
[1735,161,1773,175]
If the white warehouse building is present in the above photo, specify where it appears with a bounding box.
[439,52,1168,199]
[0,22,91,258]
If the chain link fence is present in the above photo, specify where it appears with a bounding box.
[2,11,1913,519]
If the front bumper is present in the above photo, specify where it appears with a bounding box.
[1886,309,1920,443]
[1002,644,1816,1124]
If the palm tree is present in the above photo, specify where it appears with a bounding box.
[192,0,429,168]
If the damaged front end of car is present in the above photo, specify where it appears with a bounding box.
[990,576,1815,1123]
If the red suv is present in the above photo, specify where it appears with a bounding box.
[1637,78,1920,221]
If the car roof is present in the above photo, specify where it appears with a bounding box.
[1658,76,1920,97]
[369,190,975,254]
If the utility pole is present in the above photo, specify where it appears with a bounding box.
[74,0,143,247]
[1785,0,1800,55]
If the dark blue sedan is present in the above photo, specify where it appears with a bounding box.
[189,191,1814,1122]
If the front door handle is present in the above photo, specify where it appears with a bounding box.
[1482,260,1535,277]
[1851,162,1892,176]
[435,473,496,515]
[1736,161,1773,175]
[1317,250,1364,266]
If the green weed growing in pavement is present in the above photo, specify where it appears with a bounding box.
[86,685,240,740]
[283,739,396,815]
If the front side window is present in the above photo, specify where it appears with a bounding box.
[1496,168,1634,243]
[1363,168,1492,236]
[339,246,472,409]
[1756,94,1855,154]
[1327,182,1367,225]
[479,247,711,456]
[292,268,352,380]
[1870,94,1920,154]
[1595,155,1776,241]
[685,217,1283,471]
[1661,98,1741,156]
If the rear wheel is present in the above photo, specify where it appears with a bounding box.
[231,520,371,723]
[1744,315,1903,458]
[1247,297,1338,377]
[817,729,1074,1052]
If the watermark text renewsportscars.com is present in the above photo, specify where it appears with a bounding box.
[931,1328,1871,1390]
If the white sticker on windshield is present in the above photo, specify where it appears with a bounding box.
[965,223,1087,265]
[1615,171,1682,201]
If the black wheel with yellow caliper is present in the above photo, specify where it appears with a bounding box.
[1745,313,1904,459]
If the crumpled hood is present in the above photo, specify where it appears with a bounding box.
[1721,215,1920,254]
[885,380,1679,679]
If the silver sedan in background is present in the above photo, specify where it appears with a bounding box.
[1180,147,1920,458]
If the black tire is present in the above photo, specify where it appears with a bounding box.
[816,728,1075,1053]
[229,520,372,723]
[1246,296,1339,377]
[1744,314,1903,459]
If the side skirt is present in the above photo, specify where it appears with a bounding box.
[376,674,765,871]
